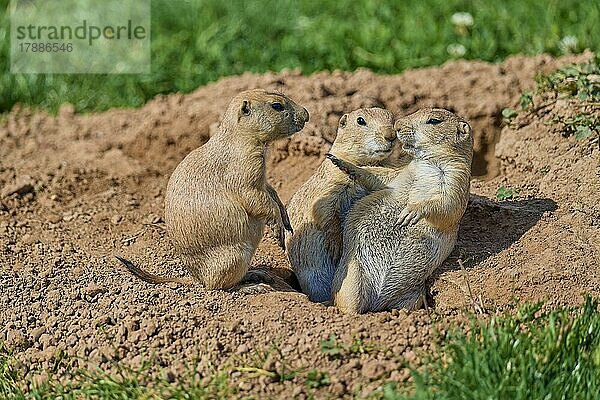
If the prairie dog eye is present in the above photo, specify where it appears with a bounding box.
[426,118,443,125]
[271,103,284,111]
[357,117,366,126]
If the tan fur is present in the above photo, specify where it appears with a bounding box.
[117,89,309,290]
[330,108,473,313]
[285,108,399,302]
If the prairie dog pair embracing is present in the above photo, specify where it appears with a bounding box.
[286,107,400,302]
[329,108,473,313]
[117,89,309,291]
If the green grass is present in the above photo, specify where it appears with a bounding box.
[320,333,375,359]
[382,298,600,400]
[1,0,600,113]
[536,60,600,103]
[3,300,599,399]
[537,57,600,140]
[503,54,600,141]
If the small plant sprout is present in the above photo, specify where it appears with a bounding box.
[502,107,518,123]
[451,12,474,35]
[496,186,520,201]
[447,43,467,58]
[520,92,533,110]
[553,114,599,140]
[558,35,579,54]
[319,334,374,359]
[320,334,342,358]
[305,369,331,388]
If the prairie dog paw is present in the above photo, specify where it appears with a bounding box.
[396,207,422,227]
[272,202,293,234]
[235,283,274,295]
[326,154,355,179]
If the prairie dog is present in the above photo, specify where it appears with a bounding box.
[117,89,309,290]
[330,108,473,313]
[286,108,398,302]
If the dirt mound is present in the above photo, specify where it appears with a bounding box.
[1,52,598,398]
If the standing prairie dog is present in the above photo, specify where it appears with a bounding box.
[117,89,309,290]
[329,108,473,313]
[286,108,399,302]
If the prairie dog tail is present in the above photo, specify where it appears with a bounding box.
[115,256,192,285]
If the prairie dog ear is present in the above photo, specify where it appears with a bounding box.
[339,114,348,128]
[458,121,471,136]
[241,100,251,116]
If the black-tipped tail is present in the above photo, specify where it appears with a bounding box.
[115,255,187,285]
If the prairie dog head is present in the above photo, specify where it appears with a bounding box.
[330,107,396,164]
[394,108,473,162]
[222,89,310,143]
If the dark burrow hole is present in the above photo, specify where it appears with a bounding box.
[471,138,499,178]
[470,117,503,179]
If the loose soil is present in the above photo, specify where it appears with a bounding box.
[1,52,599,398]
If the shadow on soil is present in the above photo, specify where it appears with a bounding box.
[423,194,557,309]
[441,194,558,273]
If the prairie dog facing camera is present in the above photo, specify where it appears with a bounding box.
[286,108,399,302]
[329,108,473,313]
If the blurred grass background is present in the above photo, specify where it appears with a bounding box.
[1,0,599,113]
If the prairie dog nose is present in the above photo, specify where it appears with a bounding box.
[382,125,396,142]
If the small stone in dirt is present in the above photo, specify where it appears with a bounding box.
[238,381,254,391]
[343,358,361,373]
[144,213,163,224]
[99,345,114,359]
[83,283,106,297]
[129,354,143,368]
[378,313,392,323]
[404,349,418,363]
[361,360,386,380]
[94,315,111,327]
[111,215,123,225]
[291,385,304,398]
[389,368,411,382]
[329,380,347,397]
[129,330,147,343]
[236,344,249,354]
[143,321,158,337]
[21,233,40,245]
[38,333,52,350]
[62,212,77,222]
[47,213,63,224]
[6,329,26,347]
[116,325,128,342]
[391,308,408,318]
[227,318,242,332]
[31,326,46,342]
[281,344,295,356]
[164,369,177,383]
[126,198,140,207]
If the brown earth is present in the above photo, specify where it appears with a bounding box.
[1,52,599,398]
